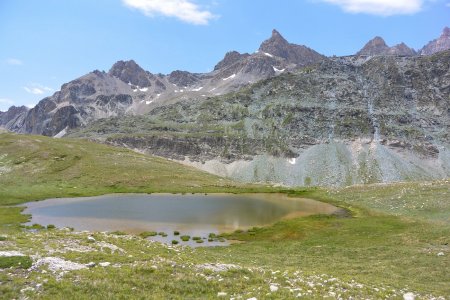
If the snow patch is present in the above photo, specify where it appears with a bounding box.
[54,127,68,139]
[273,66,285,73]
[288,158,296,165]
[139,87,148,92]
[264,52,274,58]
[192,86,203,92]
[223,74,236,81]
[209,87,217,92]
[146,101,153,105]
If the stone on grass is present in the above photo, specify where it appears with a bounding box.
[99,262,111,267]
[270,284,279,292]
[403,292,415,300]
[217,292,227,297]
[437,252,444,256]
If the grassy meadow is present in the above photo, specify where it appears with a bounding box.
[0,133,449,299]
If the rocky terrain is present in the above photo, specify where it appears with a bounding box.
[1,28,450,187]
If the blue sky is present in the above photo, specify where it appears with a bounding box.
[0,0,448,111]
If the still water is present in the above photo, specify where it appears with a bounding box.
[23,193,339,246]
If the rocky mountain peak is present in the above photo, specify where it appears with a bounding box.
[214,51,249,71]
[420,26,450,55]
[108,60,152,87]
[357,36,389,56]
[388,43,416,56]
[259,29,325,66]
[259,29,290,57]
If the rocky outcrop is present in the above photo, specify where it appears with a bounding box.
[420,27,450,55]
[357,37,415,56]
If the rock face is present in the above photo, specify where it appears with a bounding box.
[0,106,29,131]
[69,50,450,187]
[420,27,450,55]
[357,37,416,56]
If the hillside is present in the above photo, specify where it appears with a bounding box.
[0,133,246,206]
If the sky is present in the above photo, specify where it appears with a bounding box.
[0,0,449,111]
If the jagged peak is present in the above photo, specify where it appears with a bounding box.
[441,26,450,37]
[259,29,289,51]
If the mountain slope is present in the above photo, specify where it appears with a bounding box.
[68,50,450,187]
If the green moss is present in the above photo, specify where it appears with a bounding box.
[180,235,190,242]
[139,231,157,238]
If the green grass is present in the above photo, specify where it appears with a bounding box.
[0,133,449,299]
[0,256,32,269]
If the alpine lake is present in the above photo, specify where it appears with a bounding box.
[23,193,340,247]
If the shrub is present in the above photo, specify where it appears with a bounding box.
[47,224,56,229]
[192,236,202,241]
[171,240,179,245]
[174,231,180,236]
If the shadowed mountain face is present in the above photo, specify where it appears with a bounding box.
[1,29,449,187]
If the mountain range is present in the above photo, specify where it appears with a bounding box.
[1,27,449,187]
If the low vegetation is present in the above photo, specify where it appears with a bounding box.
[0,133,448,299]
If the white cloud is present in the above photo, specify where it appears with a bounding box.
[122,0,216,25]
[446,2,450,7]
[6,58,23,65]
[23,83,54,95]
[319,0,424,16]
[0,98,14,105]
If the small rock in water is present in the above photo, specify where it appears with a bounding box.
[437,252,444,256]
[403,292,415,300]
[269,285,279,292]
[86,262,96,268]
[99,262,111,267]
[87,236,96,242]
[217,292,227,297]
